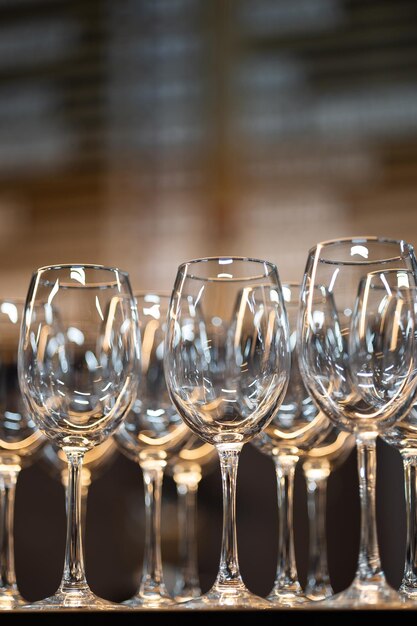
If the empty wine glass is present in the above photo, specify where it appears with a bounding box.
[381,279,417,601]
[114,293,190,609]
[0,299,45,610]
[167,434,217,602]
[164,257,290,609]
[252,282,331,606]
[299,238,417,607]
[302,429,355,601]
[18,264,140,610]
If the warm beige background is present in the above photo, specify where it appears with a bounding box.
[0,1,416,297]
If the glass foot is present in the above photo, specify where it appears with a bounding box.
[179,582,271,610]
[123,592,176,610]
[305,583,333,602]
[0,588,26,610]
[399,582,417,604]
[21,587,122,611]
[318,577,403,609]
[174,589,202,603]
[267,586,310,607]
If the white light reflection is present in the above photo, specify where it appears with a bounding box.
[95,296,104,321]
[47,279,59,306]
[44,303,53,325]
[397,272,410,288]
[85,350,99,371]
[4,411,20,421]
[144,304,160,319]
[67,327,85,345]
[270,288,279,303]
[115,270,121,292]
[282,286,291,303]
[350,245,369,259]
[219,259,233,265]
[380,273,392,297]
[328,268,339,293]
[147,409,165,417]
[313,310,324,328]
[289,331,297,351]
[0,302,18,324]
[144,294,160,304]
[71,267,85,284]
[217,273,233,279]
[194,285,205,308]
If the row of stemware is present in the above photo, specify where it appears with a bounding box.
[1,236,417,610]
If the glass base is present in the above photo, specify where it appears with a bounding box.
[21,587,122,611]
[174,588,202,603]
[179,582,271,610]
[267,583,310,607]
[318,577,403,609]
[0,588,26,610]
[305,584,334,602]
[399,582,417,603]
[123,592,176,610]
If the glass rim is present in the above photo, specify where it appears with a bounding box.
[177,255,278,282]
[307,236,413,266]
[35,263,129,277]
[359,267,417,288]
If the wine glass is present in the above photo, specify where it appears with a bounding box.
[0,299,45,610]
[302,428,355,601]
[18,264,140,610]
[114,292,191,609]
[252,282,332,606]
[380,280,417,601]
[167,434,217,602]
[298,238,417,607]
[41,438,118,545]
[384,418,417,601]
[164,256,290,609]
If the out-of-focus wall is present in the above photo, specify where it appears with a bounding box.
[0,0,416,295]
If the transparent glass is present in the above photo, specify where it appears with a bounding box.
[383,398,417,599]
[0,299,45,610]
[18,264,140,610]
[167,435,217,602]
[299,239,417,608]
[41,438,118,544]
[164,256,290,609]
[302,429,355,601]
[252,283,331,606]
[115,293,191,609]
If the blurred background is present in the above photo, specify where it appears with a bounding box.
[0,0,416,603]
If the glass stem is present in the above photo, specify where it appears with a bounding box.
[139,462,168,597]
[305,470,333,599]
[215,444,243,587]
[62,472,90,552]
[272,454,301,592]
[0,468,20,593]
[401,455,417,591]
[61,449,88,592]
[174,479,201,599]
[356,434,383,582]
